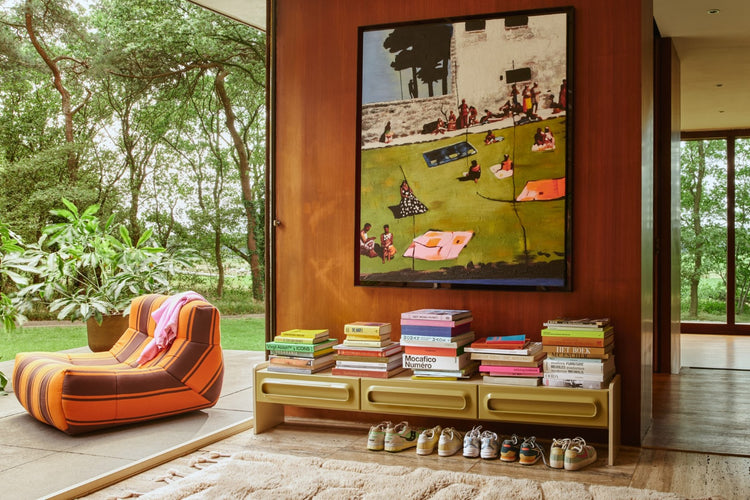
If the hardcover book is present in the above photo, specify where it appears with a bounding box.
[540,326,614,338]
[267,347,335,358]
[479,364,543,375]
[542,343,615,356]
[400,309,472,321]
[333,343,402,357]
[400,322,472,338]
[402,345,465,357]
[541,335,615,348]
[465,342,542,356]
[399,331,475,346]
[331,366,407,378]
[402,352,471,371]
[544,317,610,329]
[400,317,473,328]
[344,322,392,334]
[265,339,337,352]
[278,329,329,339]
[482,375,542,386]
[543,356,616,375]
[269,353,335,368]
[342,339,394,348]
[267,363,334,375]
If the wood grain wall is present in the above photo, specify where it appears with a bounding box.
[270,0,653,446]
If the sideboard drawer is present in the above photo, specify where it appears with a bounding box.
[361,378,478,419]
[478,385,609,428]
[255,369,360,410]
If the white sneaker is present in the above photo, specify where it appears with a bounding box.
[438,427,464,457]
[416,425,442,455]
[463,425,482,458]
[480,430,499,459]
[367,420,392,451]
[384,421,420,452]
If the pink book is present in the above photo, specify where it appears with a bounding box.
[400,317,473,327]
[479,365,543,375]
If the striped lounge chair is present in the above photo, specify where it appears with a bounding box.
[12,294,224,434]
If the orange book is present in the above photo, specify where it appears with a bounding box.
[541,335,615,348]
[402,345,464,357]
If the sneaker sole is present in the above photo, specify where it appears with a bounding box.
[481,452,499,459]
[438,448,460,457]
[519,456,541,465]
[416,446,435,455]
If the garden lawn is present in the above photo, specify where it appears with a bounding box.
[0,316,266,363]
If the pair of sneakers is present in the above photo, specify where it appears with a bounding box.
[498,434,545,465]
[462,426,501,459]
[367,421,421,452]
[550,436,598,470]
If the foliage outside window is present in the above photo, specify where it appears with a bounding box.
[680,134,750,330]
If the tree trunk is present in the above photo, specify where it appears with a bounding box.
[214,69,263,300]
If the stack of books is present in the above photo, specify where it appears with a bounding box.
[399,309,478,380]
[265,329,337,374]
[541,318,616,389]
[466,335,545,386]
[331,322,405,378]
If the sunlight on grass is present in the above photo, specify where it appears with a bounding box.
[0,317,266,363]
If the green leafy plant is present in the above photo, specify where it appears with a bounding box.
[0,223,42,331]
[19,199,198,324]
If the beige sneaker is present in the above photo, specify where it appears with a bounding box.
[564,438,597,470]
[437,427,464,457]
[549,437,572,468]
[367,421,392,451]
[416,425,442,455]
[384,421,420,452]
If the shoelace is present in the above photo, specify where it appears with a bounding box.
[372,420,392,432]
[467,425,482,438]
[421,426,439,439]
[523,436,549,467]
[504,433,519,446]
[392,421,409,433]
[568,436,588,453]
[441,427,460,440]
[480,430,497,441]
[551,437,571,450]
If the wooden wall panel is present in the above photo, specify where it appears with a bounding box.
[271,0,652,446]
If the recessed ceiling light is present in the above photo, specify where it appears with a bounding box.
[719,110,725,113]
[716,83,724,87]
[707,9,720,14]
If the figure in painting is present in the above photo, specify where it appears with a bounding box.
[461,159,481,183]
[380,224,396,263]
[360,223,377,258]
[379,121,394,143]
[458,99,469,128]
[398,180,428,218]
[447,110,457,131]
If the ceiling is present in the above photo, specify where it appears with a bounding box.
[192,1,747,133]
[654,0,750,131]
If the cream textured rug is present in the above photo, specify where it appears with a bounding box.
[136,450,700,500]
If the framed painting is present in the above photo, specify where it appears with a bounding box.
[355,7,574,290]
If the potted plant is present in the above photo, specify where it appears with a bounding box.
[18,199,197,351]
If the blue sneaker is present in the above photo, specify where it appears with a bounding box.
[480,430,500,459]
[462,425,482,458]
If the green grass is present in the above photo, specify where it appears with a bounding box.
[0,317,266,363]
[359,117,567,278]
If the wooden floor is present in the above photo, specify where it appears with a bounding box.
[643,334,750,455]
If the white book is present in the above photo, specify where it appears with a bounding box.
[543,356,615,375]
[403,352,471,371]
[482,375,541,386]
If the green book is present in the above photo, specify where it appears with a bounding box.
[265,338,337,352]
[541,326,614,338]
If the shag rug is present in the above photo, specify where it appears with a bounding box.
[136,450,699,500]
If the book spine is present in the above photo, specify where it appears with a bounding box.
[542,378,609,389]
[400,312,470,321]
[541,336,613,347]
[279,330,328,338]
[345,334,390,341]
[402,353,469,370]
[543,359,610,374]
[399,334,460,343]
[400,325,468,337]
[331,368,392,378]
[273,336,317,344]
[480,365,542,375]
[541,328,609,338]
[543,372,611,382]
[469,353,537,362]
[269,357,314,367]
[266,342,317,352]
[542,345,610,355]
[400,318,470,327]
[334,355,392,363]
[403,346,464,357]
[333,350,390,357]
[344,325,390,334]
[545,352,612,360]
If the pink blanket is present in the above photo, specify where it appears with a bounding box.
[136,291,207,366]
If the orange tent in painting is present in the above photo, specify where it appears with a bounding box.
[516,177,565,201]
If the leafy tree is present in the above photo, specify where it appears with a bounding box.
[384,24,452,98]
[680,139,727,318]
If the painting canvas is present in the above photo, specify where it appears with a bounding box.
[356,8,573,290]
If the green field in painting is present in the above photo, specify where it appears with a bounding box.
[358,116,568,283]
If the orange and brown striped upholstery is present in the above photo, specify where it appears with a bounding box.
[12,294,224,434]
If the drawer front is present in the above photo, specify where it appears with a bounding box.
[255,370,360,410]
[361,379,478,419]
[478,385,609,428]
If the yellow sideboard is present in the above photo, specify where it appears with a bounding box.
[253,363,620,465]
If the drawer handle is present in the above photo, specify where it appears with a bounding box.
[484,394,599,418]
[260,378,352,402]
[365,386,469,410]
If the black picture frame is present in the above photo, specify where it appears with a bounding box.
[355,7,574,291]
